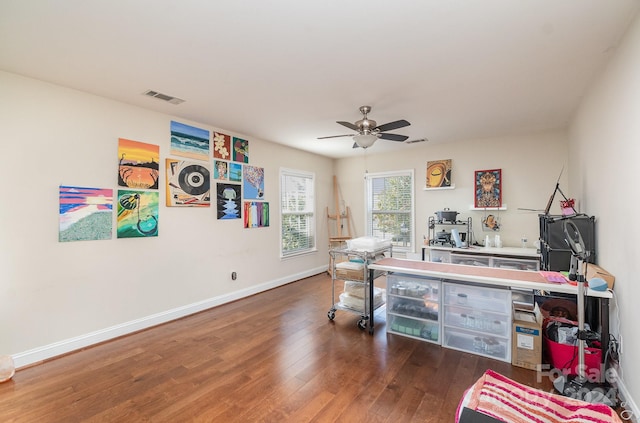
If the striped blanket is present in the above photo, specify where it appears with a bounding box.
[456,370,621,423]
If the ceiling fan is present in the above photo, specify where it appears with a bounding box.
[318,105,411,149]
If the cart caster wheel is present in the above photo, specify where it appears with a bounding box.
[328,310,336,320]
[357,319,367,330]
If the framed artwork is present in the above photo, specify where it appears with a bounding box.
[232,137,249,163]
[165,159,211,207]
[217,183,241,219]
[213,132,231,160]
[426,159,452,188]
[170,120,210,161]
[116,189,159,238]
[482,213,501,232]
[214,160,229,180]
[243,201,269,228]
[59,185,113,242]
[243,165,264,199]
[474,169,502,208]
[229,162,242,182]
[117,138,160,189]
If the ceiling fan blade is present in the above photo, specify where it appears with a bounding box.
[337,121,358,131]
[379,133,409,142]
[317,134,353,139]
[374,119,410,132]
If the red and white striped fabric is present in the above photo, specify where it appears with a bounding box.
[456,370,621,423]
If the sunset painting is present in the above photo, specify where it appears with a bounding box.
[117,138,160,189]
[59,185,113,242]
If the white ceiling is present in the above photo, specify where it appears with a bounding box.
[1,1,638,159]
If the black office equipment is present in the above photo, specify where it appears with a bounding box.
[539,214,595,271]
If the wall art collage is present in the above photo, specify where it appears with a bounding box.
[59,121,268,242]
[424,160,504,232]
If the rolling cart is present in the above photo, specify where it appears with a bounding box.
[327,243,392,334]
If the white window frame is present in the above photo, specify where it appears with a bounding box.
[279,168,316,258]
[364,169,415,253]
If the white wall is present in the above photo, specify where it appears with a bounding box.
[569,11,640,411]
[0,71,333,366]
[334,131,568,250]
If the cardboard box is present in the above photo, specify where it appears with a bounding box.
[585,263,615,289]
[512,304,543,370]
[335,261,365,281]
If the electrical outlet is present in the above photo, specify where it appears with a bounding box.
[231,271,237,281]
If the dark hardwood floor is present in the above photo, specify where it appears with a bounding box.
[1,273,561,422]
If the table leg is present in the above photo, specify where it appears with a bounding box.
[369,268,375,334]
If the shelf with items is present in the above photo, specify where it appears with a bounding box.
[386,274,441,344]
[450,253,491,267]
[428,216,473,248]
[442,281,511,362]
[422,246,540,270]
[328,243,392,333]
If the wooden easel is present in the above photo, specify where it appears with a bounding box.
[327,176,353,272]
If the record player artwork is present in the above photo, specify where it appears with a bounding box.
[165,158,211,207]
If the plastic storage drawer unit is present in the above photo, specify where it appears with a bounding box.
[387,274,441,344]
[442,281,511,362]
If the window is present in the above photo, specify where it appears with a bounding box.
[280,168,316,257]
[365,170,414,252]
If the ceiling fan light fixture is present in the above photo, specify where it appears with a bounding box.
[353,134,378,148]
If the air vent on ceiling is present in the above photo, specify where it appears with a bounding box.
[142,90,185,105]
[405,138,428,144]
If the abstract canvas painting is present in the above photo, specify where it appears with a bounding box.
[170,120,210,161]
[426,159,452,188]
[117,190,159,238]
[214,160,229,180]
[213,131,231,160]
[59,185,113,242]
[165,159,211,207]
[117,138,160,189]
[229,162,242,182]
[474,169,502,208]
[243,201,269,228]
[217,183,241,220]
[243,165,264,199]
[232,137,249,163]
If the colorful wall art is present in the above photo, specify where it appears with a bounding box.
[426,159,452,188]
[229,162,242,182]
[474,169,502,208]
[216,183,241,220]
[213,132,231,160]
[170,120,210,161]
[243,165,264,199]
[214,160,229,180]
[117,138,160,189]
[59,185,113,242]
[117,189,159,238]
[165,159,211,207]
[232,137,249,163]
[243,202,269,228]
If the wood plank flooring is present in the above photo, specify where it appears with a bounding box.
[0,273,582,422]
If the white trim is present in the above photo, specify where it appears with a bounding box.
[423,184,455,191]
[11,266,326,369]
[470,204,507,211]
[610,368,639,421]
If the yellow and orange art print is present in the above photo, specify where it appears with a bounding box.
[426,159,452,188]
[117,138,160,189]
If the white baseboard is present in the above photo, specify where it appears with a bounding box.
[611,368,639,421]
[12,266,326,369]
